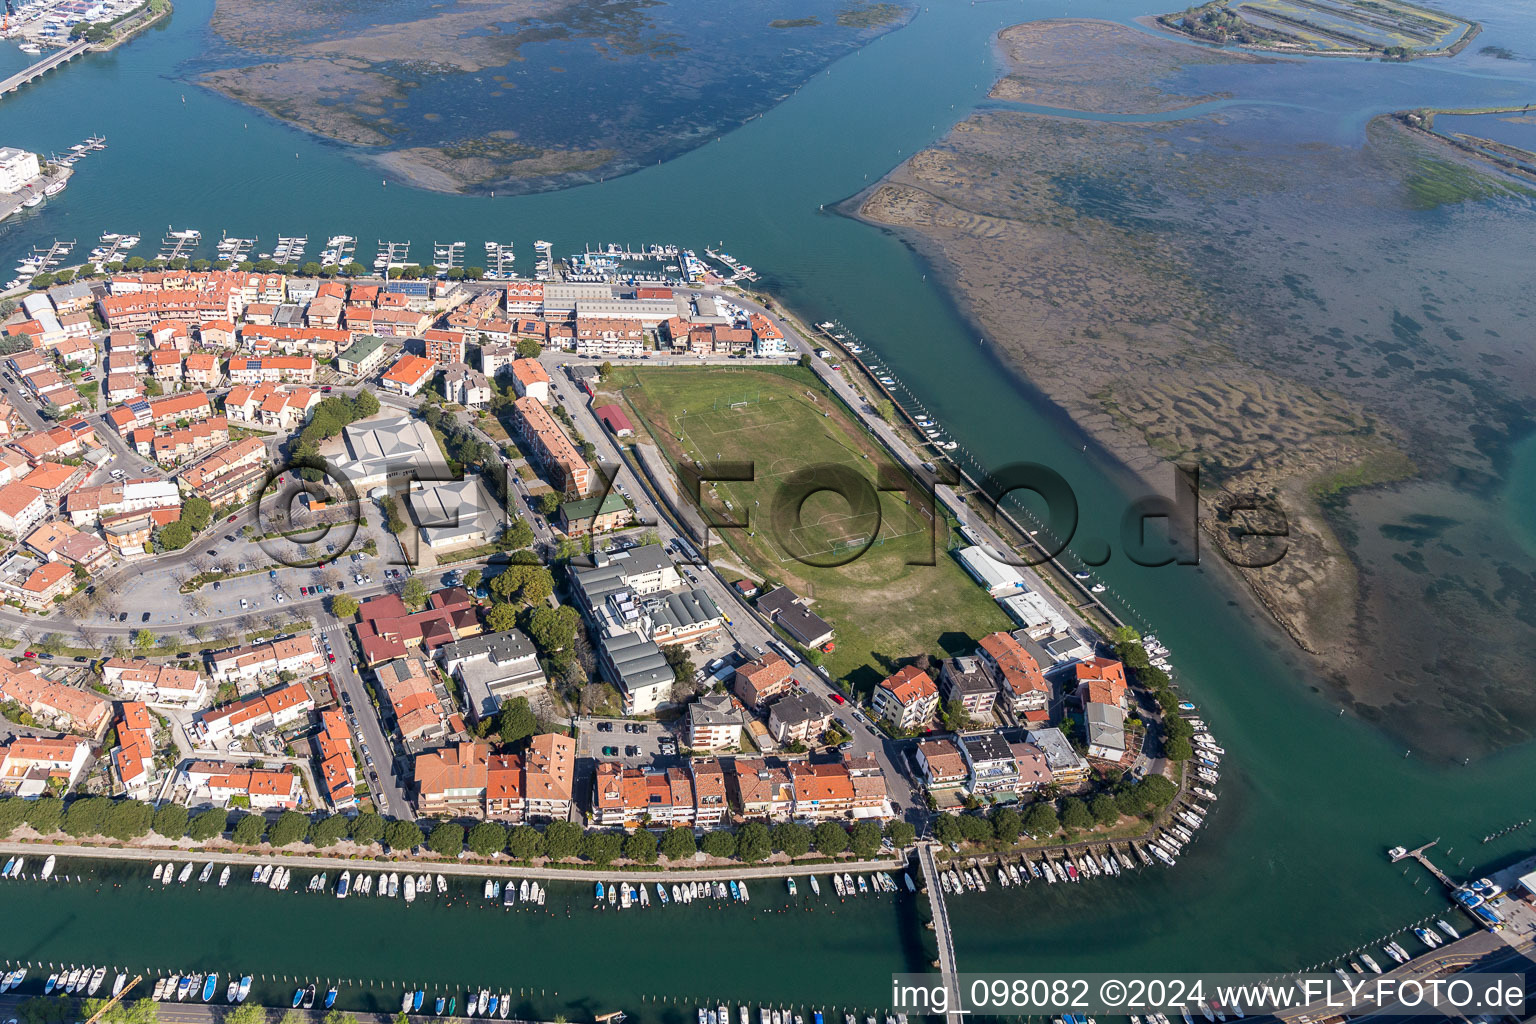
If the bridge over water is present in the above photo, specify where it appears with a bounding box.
[0,40,92,98]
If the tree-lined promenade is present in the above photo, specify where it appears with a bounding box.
[0,796,918,875]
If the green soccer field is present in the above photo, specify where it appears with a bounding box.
[611,365,1012,695]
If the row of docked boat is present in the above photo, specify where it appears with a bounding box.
[707,1008,904,1024]
[3,966,129,997]
[147,971,251,1003]
[1329,918,1463,980]
[0,854,55,880]
[829,871,908,897]
[483,877,547,907]
[398,987,513,1018]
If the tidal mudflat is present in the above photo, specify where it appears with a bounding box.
[195,0,913,193]
[852,18,1536,757]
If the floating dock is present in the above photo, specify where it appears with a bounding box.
[158,228,200,261]
[321,235,355,269]
[484,242,515,280]
[374,240,410,272]
[432,240,464,276]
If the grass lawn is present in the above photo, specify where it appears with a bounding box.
[611,364,1010,696]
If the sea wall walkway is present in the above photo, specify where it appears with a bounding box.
[0,838,907,884]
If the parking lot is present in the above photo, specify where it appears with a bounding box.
[574,715,682,766]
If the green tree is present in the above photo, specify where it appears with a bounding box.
[310,814,350,848]
[383,819,424,851]
[0,798,27,837]
[188,806,229,841]
[225,1003,268,1024]
[152,803,188,839]
[63,796,110,837]
[1023,802,1060,839]
[182,496,214,532]
[1115,786,1150,819]
[506,824,544,860]
[989,805,1023,845]
[736,821,772,862]
[1060,797,1093,833]
[771,822,812,858]
[132,628,157,651]
[623,828,658,863]
[486,602,518,632]
[467,821,507,857]
[505,518,535,550]
[1139,774,1177,807]
[463,569,482,590]
[658,826,696,861]
[231,813,267,846]
[932,813,961,847]
[427,821,465,857]
[884,820,916,848]
[700,829,737,859]
[515,338,541,359]
[25,797,64,834]
[847,821,882,858]
[78,998,157,1024]
[535,492,561,516]
[813,821,849,855]
[331,594,360,619]
[581,831,623,866]
[1164,736,1194,762]
[542,820,582,860]
[526,604,580,656]
[349,812,385,846]
[497,696,538,746]
[401,577,428,610]
[1090,794,1120,828]
[267,810,310,847]
[156,520,194,551]
[104,799,154,841]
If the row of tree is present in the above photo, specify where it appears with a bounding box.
[932,774,1178,849]
[1109,628,1197,761]
[0,793,919,866]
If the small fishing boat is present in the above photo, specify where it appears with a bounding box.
[413,990,424,1012]
[2,857,14,878]
[326,987,338,1009]
[152,979,167,1000]
[857,875,869,894]
[809,875,821,896]
[595,881,605,904]
[219,866,231,887]
[729,879,740,901]
[404,991,416,1013]
[202,973,218,1002]
[90,966,108,995]
[672,883,682,902]
[239,976,253,1002]
[176,975,193,1000]
[436,996,447,1016]
[404,874,417,902]
[787,877,798,896]
[739,881,750,902]
[227,979,240,1002]
[293,988,305,1009]
[500,993,510,1018]
[484,878,494,899]
[520,879,530,902]
[46,972,59,994]
[304,984,316,1009]
[487,995,500,1017]
[178,862,194,884]
[199,862,214,884]
[42,855,58,879]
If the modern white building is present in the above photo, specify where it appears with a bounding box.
[0,148,40,193]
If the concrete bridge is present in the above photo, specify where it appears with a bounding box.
[915,842,962,1024]
[0,39,92,97]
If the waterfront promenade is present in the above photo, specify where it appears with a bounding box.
[0,839,908,884]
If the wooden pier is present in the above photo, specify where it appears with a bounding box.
[0,40,91,98]
[1390,839,1454,888]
